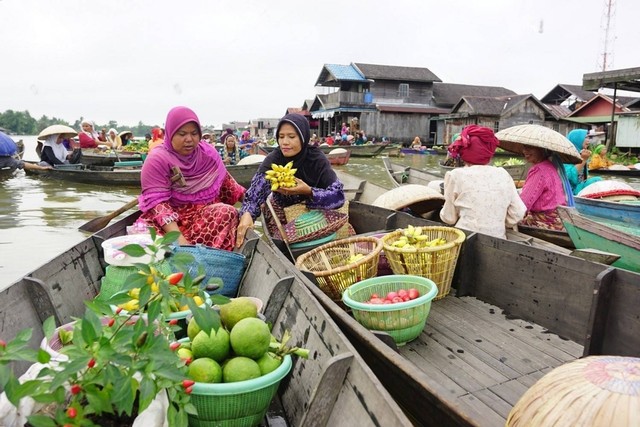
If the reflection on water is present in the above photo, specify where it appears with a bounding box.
[1,137,638,289]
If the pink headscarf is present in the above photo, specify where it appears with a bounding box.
[447,125,499,165]
[139,106,227,211]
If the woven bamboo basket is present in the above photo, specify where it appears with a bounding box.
[381,226,466,300]
[507,355,640,426]
[294,236,383,301]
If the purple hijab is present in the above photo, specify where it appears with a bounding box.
[258,113,337,189]
[139,106,227,211]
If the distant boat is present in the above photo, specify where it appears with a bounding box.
[399,147,437,155]
[574,196,640,227]
[589,168,640,177]
[261,143,387,158]
[326,148,351,166]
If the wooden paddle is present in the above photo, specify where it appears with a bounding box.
[78,198,139,233]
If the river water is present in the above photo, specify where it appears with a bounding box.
[1,136,638,289]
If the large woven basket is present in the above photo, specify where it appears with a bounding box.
[381,226,466,300]
[295,236,383,301]
[507,356,640,426]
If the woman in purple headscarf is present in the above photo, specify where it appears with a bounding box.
[440,125,526,238]
[136,106,246,250]
[235,113,345,247]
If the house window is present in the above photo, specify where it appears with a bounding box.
[258,121,264,129]
[398,83,409,97]
[494,121,500,133]
[552,123,559,132]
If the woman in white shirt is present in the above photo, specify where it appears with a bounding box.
[440,125,526,239]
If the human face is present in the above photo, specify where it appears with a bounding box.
[81,122,93,133]
[278,123,302,157]
[225,136,237,149]
[171,122,200,156]
[522,146,546,164]
[598,148,607,156]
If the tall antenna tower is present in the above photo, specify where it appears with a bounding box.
[599,0,616,71]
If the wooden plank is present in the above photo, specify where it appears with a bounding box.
[24,277,61,325]
[445,296,582,360]
[262,276,294,326]
[452,232,479,297]
[488,378,530,407]
[583,267,615,356]
[469,389,513,421]
[300,353,354,427]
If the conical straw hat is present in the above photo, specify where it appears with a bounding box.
[372,184,444,215]
[37,125,77,141]
[577,180,640,199]
[496,124,582,164]
[118,130,133,138]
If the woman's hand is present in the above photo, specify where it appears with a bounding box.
[276,178,312,196]
[235,212,254,248]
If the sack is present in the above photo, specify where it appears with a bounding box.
[170,245,247,297]
[69,148,83,164]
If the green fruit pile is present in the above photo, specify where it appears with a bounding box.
[181,298,310,384]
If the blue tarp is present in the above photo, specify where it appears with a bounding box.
[0,131,17,156]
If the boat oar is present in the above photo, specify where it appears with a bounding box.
[78,198,139,233]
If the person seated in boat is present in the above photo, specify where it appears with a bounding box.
[519,146,569,231]
[410,136,425,151]
[355,131,366,146]
[218,133,248,165]
[148,127,165,151]
[119,131,134,147]
[78,120,103,149]
[564,129,601,195]
[136,106,246,250]
[235,113,346,248]
[0,131,52,172]
[440,125,526,239]
[39,133,83,167]
[588,144,634,170]
[105,128,122,150]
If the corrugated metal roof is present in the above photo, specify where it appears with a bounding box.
[353,63,441,83]
[315,64,367,86]
[432,83,516,107]
[544,104,572,118]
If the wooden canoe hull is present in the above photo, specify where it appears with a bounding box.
[400,148,438,155]
[24,163,260,188]
[574,196,640,226]
[2,213,412,426]
[558,206,640,273]
[589,168,640,177]
[326,150,351,165]
[278,201,640,426]
[383,157,443,188]
[80,150,144,166]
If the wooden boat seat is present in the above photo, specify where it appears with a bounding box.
[113,160,143,168]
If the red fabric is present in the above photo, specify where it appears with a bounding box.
[78,132,98,148]
[447,125,498,165]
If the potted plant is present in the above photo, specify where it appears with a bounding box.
[0,230,228,427]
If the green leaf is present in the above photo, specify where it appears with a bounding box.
[138,375,157,413]
[149,227,157,241]
[184,402,198,415]
[37,349,51,364]
[160,231,181,246]
[3,375,21,407]
[42,316,56,340]
[190,304,220,336]
[209,294,230,306]
[14,328,33,342]
[147,299,161,322]
[81,316,98,345]
[25,415,58,427]
[120,243,147,257]
[86,387,113,414]
[174,406,189,427]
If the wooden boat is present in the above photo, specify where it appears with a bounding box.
[400,147,437,155]
[0,139,25,178]
[268,200,640,426]
[432,147,522,158]
[558,206,640,273]
[24,162,261,188]
[515,223,574,248]
[438,160,528,181]
[2,213,413,426]
[262,144,387,158]
[325,148,351,166]
[588,167,640,177]
[383,157,443,187]
[80,149,144,166]
[574,196,640,226]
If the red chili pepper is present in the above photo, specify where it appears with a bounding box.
[182,379,195,388]
[185,357,192,365]
[185,386,193,394]
[169,319,179,325]
[169,342,180,351]
[70,384,81,395]
[87,358,96,368]
[107,318,115,327]
[115,307,123,314]
[167,272,184,285]
[67,407,77,418]
[64,424,74,427]
[0,340,6,348]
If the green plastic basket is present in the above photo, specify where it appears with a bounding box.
[186,353,292,427]
[342,275,438,345]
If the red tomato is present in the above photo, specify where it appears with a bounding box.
[408,288,420,300]
[402,296,410,302]
[391,296,403,304]
[370,293,379,299]
[368,298,384,304]
[386,291,398,300]
[383,300,392,304]
[397,289,408,298]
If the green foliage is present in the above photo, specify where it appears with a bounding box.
[0,233,227,427]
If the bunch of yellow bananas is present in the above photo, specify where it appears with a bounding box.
[347,253,365,264]
[391,225,448,249]
[265,161,297,191]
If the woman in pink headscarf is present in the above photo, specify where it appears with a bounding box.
[440,125,526,238]
[136,106,246,250]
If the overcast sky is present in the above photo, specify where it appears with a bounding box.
[1,0,637,128]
